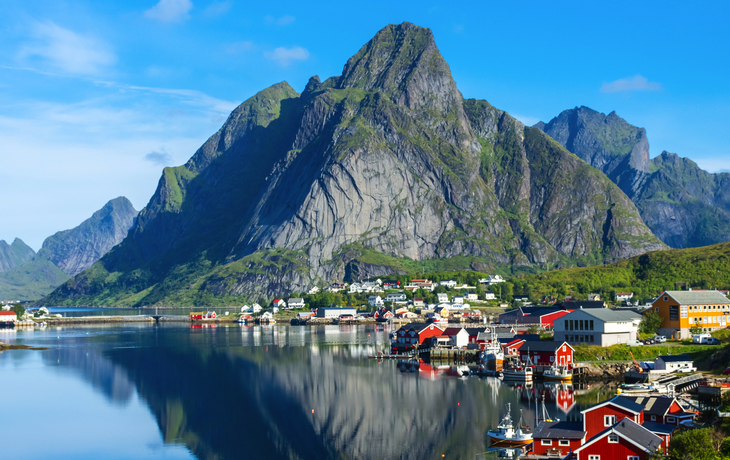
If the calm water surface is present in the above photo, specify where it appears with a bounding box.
[1,324,613,459]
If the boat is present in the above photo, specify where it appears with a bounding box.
[487,403,533,447]
[479,330,505,370]
[426,313,448,325]
[542,365,573,381]
[502,363,533,381]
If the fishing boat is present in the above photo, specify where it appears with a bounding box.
[487,403,533,447]
[425,313,448,325]
[542,365,573,381]
[502,363,533,381]
[479,330,504,370]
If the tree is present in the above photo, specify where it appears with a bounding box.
[639,311,663,334]
[690,326,704,336]
[11,304,25,319]
[668,427,727,460]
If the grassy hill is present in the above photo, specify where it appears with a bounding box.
[0,259,70,301]
[514,242,730,302]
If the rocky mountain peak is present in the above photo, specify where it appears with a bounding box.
[0,238,36,272]
[337,22,461,113]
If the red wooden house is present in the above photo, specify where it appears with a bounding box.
[532,421,585,457]
[499,337,526,355]
[623,396,695,426]
[573,417,662,460]
[190,311,217,320]
[392,323,444,351]
[519,341,573,366]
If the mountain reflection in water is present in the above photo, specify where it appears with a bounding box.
[24,325,563,459]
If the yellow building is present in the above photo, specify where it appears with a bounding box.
[647,290,730,339]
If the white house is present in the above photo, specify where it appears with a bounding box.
[554,308,641,346]
[413,298,425,308]
[272,299,286,308]
[616,292,634,302]
[486,275,505,285]
[484,291,496,300]
[654,355,694,372]
[368,295,384,307]
[252,303,262,313]
[288,298,305,309]
[440,280,457,289]
[437,293,449,303]
[443,327,470,348]
[466,292,478,301]
[0,311,17,323]
[386,293,406,302]
[452,296,464,305]
[307,286,320,295]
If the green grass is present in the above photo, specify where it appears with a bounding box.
[573,343,718,362]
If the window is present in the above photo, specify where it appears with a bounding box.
[608,434,619,443]
[667,416,676,423]
[689,317,694,324]
[655,307,659,312]
[550,356,555,362]
[664,296,668,301]
[562,345,566,352]
[589,456,601,460]
[604,415,616,426]
[590,320,594,330]
[681,306,687,318]
[670,305,679,321]
[559,440,570,446]
[541,439,552,446]
[651,415,656,421]
[569,320,573,331]
[628,457,639,460]
[578,320,582,330]
[590,335,595,343]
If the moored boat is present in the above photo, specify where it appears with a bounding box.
[487,403,533,447]
[542,365,573,381]
[502,364,533,381]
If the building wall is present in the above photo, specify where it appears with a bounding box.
[649,293,730,338]
[533,437,582,456]
[584,406,639,439]
[317,308,357,318]
[577,436,650,460]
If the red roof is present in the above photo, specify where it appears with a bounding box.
[0,311,16,316]
[273,298,282,303]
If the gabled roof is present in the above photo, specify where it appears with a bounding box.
[623,396,676,417]
[520,341,573,353]
[464,327,487,336]
[656,355,692,363]
[662,290,730,305]
[442,327,468,336]
[575,417,662,454]
[564,308,642,322]
[398,323,444,333]
[562,300,606,309]
[532,421,585,440]
[582,395,644,415]
[498,337,525,345]
[641,421,676,435]
[288,298,304,303]
[0,311,16,316]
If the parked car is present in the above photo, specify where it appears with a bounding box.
[626,340,643,347]
[701,337,720,345]
[652,335,667,343]
[644,339,655,345]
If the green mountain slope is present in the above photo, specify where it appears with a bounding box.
[0,259,69,301]
[0,238,36,272]
[537,107,730,248]
[518,242,730,302]
[39,23,665,307]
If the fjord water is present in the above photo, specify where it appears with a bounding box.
[1,324,586,459]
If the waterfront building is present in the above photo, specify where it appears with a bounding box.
[519,341,573,367]
[393,323,444,349]
[442,327,469,348]
[621,396,695,426]
[532,421,585,457]
[554,308,641,346]
[499,305,573,327]
[654,355,694,373]
[499,337,526,355]
[0,310,17,323]
[316,307,357,319]
[648,290,730,339]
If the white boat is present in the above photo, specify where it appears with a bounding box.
[426,313,448,325]
[479,330,505,370]
[488,403,533,447]
[542,365,573,381]
[502,361,533,381]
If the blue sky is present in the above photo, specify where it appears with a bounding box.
[1,0,729,249]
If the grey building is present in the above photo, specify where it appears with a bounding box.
[316,307,357,319]
[554,308,641,346]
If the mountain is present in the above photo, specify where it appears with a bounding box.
[40,23,665,306]
[0,197,137,301]
[537,107,730,248]
[36,197,138,276]
[0,238,36,272]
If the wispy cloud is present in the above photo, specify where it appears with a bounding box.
[94,80,238,113]
[600,75,662,93]
[512,114,540,126]
[18,22,116,75]
[226,41,254,54]
[264,46,309,66]
[265,15,296,26]
[204,1,231,17]
[144,0,193,23]
[145,149,172,165]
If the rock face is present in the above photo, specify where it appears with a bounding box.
[41,23,665,306]
[37,197,138,276]
[0,238,35,272]
[538,107,730,248]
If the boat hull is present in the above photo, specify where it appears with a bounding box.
[487,434,533,447]
[542,374,572,381]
